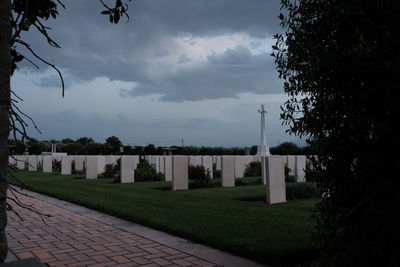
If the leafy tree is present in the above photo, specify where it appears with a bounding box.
[274,0,400,265]
[26,138,42,155]
[143,144,156,155]
[270,142,300,155]
[0,0,131,261]
[60,142,83,155]
[76,136,94,146]
[105,136,122,154]
[61,138,74,144]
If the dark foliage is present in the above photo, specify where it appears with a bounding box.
[52,160,61,173]
[213,169,221,179]
[243,161,261,177]
[274,0,400,265]
[189,164,211,188]
[102,163,120,179]
[134,159,163,182]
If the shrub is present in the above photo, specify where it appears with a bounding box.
[135,159,164,182]
[189,164,211,188]
[285,175,297,183]
[53,160,61,172]
[286,182,318,200]
[213,169,221,178]
[102,163,120,178]
[284,163,297,183]
[235,177,262,186]
[243,161,261,177]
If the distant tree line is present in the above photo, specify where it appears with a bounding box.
[8,136,316,156]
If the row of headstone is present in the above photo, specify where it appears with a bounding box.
[8,154,120,175]
[145,155,261,179]
[9,154,311,205]
[168,155,287,204]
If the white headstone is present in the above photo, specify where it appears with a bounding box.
[234,156,254,178]
[155,156,160,172]
[28,155,38,172]
[16,155,27,170]
[42,156,52,173]
[262,156,286,204]
[164,156,173,181]
[105,155,114,166]
[172,156,188,191]
[189,156,202,166]
[215,156,222,170]
[37,155,43,164]
[202,156,213,179]
[61,156,72,175]
[75,156,85,171]
[86,156,98,179]
[8,156,16,166]
[159,156,165,174]
[286,155,296,176]
[120,156,138,183]
[221,156,235,187]
[97,156,106,175]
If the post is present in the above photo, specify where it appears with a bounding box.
[262,156,286,204]
[172,156,188,191]
[221,156,235,187]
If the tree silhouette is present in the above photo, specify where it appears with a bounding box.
[0,0,131,261]
[274,0,400,265]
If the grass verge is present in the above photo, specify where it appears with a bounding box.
[12,171,318,266]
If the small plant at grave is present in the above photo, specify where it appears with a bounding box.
[244,161,261,177]
[53,160,61,173]
[213,169,221,178]
[102,163,120,179]
[189,164,211,188]
[71,161,84,175]
[284,163,297,183]
[135,159,164,182]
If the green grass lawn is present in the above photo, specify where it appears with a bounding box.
[11,171,318,266]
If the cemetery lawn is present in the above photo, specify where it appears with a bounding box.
[12,171,318,267]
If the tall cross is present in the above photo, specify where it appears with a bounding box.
[258,104,267,145]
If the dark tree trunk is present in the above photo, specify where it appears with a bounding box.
[0,0,11,262]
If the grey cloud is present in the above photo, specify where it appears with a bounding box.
[16,0,283,101]
[35,75,72,89]
[129,46,282,101]
[177,53,192,64]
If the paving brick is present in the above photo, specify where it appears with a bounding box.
[172,259,194,267]
[152,257,172,266]
[6,190,217,267]
[112,255,131,264]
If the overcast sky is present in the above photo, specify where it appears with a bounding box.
[12,0,303,147]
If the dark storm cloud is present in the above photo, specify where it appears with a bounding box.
[17,0,282,101]
[129,45,282,101]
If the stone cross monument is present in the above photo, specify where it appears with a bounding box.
[256,104,270,157]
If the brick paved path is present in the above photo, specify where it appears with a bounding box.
[6,192,217,267]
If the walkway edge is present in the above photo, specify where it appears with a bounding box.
[11,187,266,267]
